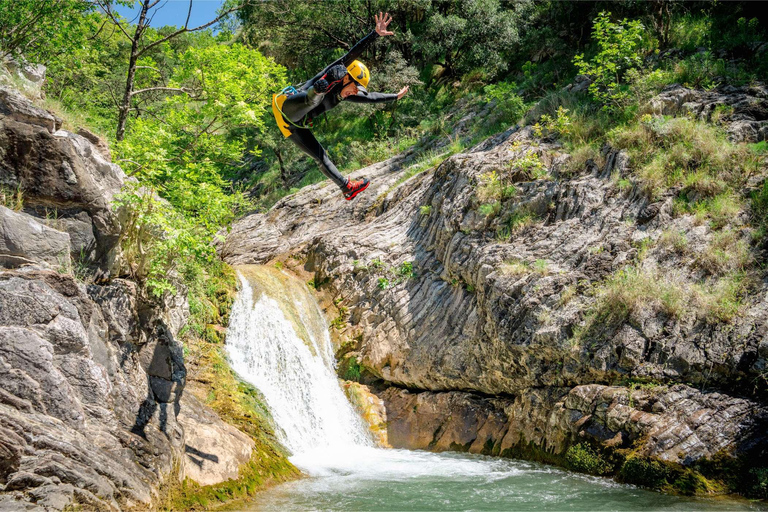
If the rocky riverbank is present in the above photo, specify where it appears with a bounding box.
[0,66,293,511]
[220,84,768,497]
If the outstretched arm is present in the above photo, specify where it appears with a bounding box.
[346,85,409,104]
[300,12,395,92]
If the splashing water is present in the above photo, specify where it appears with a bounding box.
[226,266,373,456]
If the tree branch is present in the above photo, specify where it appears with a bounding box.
[96,0,134,41]
[130,86,192,96]
[136,3,243,58]
[316,26,350,49]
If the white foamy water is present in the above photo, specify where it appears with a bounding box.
[226,268,373,456]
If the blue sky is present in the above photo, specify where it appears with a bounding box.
[113,0,228,30]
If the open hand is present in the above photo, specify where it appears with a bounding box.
[397,85,409,99]
[375,12,394,37]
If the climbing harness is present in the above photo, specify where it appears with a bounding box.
[272,85,314,138]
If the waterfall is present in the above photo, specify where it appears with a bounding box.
[226,266,373,457]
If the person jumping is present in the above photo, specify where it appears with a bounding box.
[271,12,409,201]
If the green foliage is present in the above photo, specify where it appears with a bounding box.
[0,0,94,61]
[565,443,612,476]
[483,82,527,125]
[339,356,363,382]
[573,12,649,111]
[750,179,768,243]
[397,261,416,279]
[748,467,768,499]
[508,144,548,180]
[330,306,348,330]
[420,205,433,216]
[417,0,521,79]
[377,277,390,290]
[620,456,671,489]
[114,43,284,296]
[534,106,572,138]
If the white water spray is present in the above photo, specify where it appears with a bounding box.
[226,266,373,457]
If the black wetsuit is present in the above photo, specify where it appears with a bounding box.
[280,30,399,189]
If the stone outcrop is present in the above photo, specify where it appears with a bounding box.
[0,75,264,510]
[0,269,184,511]
[649,82,768,142]
[0,206,71,269]
[177,395,254,487]
[381,384,767,466]
[0,87,124,270]
[221,97,768,492]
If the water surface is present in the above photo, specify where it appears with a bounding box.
[228,267,764,512]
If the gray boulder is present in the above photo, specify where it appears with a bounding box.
[0,92,126,269]
[0,206,70,270]
[0,87,58,133]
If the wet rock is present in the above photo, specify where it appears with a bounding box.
[342,382,390,448]
[381,383,768,468]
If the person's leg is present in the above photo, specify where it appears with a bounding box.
[288,128,348,190]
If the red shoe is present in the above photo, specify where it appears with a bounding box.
[344,178,370,200]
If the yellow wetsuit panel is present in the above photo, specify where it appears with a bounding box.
[272,94,293,138]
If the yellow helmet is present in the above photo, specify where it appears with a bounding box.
[346,60,370,88]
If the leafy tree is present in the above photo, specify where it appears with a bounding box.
[573,12,648,111]
[0,0,95,61]
[416,0,521,80]
[115,43,285,294]
[95,0,248,140]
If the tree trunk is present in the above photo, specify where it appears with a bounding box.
[116,0,149,142]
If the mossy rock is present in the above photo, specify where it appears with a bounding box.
[337,354,362,382]
[619,455,723,495]
[565,443,613,476]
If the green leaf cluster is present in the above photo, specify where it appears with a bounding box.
[114,43,286,296]
[573,12,649,111]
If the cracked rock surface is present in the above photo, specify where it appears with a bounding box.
[221,118,768,483]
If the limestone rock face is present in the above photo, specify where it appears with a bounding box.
[649,83,768,142]
[0,87,58,133]
[177,395,254,487]
[0,206,71,269]
[0,78,260,509]
[0,269,186,510]
[222,112,768,484]
[0,88,125,269]
[381,384,768,465]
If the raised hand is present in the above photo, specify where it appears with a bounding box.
[375,12,394,37]
[397,85,410,99]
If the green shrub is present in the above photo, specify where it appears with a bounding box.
[565,443,612,476]
[748,467,768,499]
[573,12,649,111]
[483,82,527,125]
[534,106,572,138]
[619,456,670,489]
[339,356,362,382]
